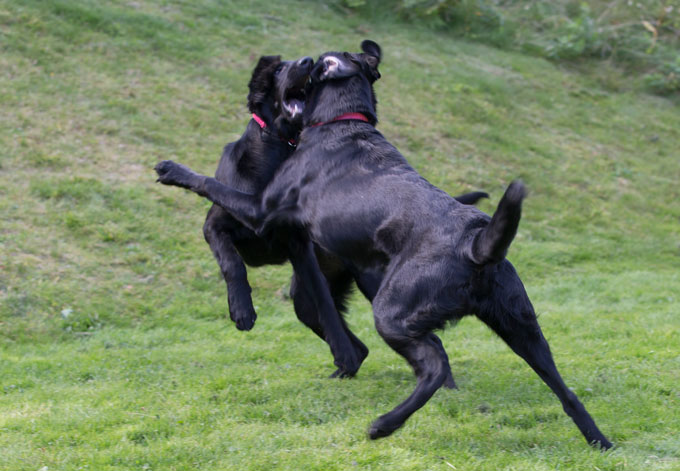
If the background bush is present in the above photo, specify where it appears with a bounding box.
[336,0,680,94]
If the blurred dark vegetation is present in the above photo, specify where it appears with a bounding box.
[332,0,680,95]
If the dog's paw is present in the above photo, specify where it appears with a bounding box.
[329,342,368,379]
[329,367,356,379]
[332,347,362,378]
[368,415,401,440]
[234,315,256,331]
[591,436,614,451]
[154,160,196,189]
[443,370,458,390]
[230,308,257,331]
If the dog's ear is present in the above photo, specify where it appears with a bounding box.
[247,55,281,113]
[361,40,381,81]
[361,40,381,62]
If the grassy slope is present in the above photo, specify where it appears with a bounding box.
[1,0,678,470]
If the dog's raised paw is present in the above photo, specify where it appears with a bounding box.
[154,160,196,189]
[154,160,176,178]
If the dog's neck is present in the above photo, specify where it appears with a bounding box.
[304,75,377,128]
[309,112,371,128]
[251,102,300,147]
[251,113,268,129]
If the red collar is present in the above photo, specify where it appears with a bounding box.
[310,112,370,128]
[252,113,267,129]
[252,113,296,147]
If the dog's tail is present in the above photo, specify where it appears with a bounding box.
[454,191,489,206]
[470,180,527,265]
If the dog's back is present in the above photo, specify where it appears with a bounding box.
[264,106,486,277]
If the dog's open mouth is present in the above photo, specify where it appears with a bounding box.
[283,85,306,118]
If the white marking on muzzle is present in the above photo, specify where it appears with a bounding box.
[324,56,339,75]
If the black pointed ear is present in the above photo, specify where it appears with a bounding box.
[247,55,281,113]
[361,40,381,63]
[360,40,381,81]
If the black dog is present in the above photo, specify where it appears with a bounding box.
[207,54,310,332]
[189,54,488,378]
[155,41,611,448]
[196,54,369,378]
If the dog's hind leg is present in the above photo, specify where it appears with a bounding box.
[477,297,612,449]
[368,329,450,439]
[429,334,457,389]
[203,205,257,331]
[350,265,461,384]
[368,283,452,438]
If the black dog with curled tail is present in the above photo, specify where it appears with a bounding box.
[156,40,611,449]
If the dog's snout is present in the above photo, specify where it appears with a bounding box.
[299,56,313,69]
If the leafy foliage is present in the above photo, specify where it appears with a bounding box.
[337,0,680,94]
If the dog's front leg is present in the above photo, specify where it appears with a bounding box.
[155,160,265,233]
[290,270,369,378]
[287,235,362,377]
[204,205,257,331]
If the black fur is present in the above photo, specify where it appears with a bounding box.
[167,52,487,378]
[197,54,371,378]
[153,41,610,449]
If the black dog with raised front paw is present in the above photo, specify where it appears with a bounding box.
[164,53,488,379]
[205,54,310,332]
[178,54,368,377]
[155,40,611,449]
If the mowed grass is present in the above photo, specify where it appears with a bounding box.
[1,0,678,470]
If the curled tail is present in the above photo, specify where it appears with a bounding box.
[471,180,527,265]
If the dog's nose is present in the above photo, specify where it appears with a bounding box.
[299,56,313,69]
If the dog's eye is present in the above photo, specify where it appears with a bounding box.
[274,65,283,76]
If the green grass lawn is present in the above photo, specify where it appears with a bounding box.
[1,1,679,470]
